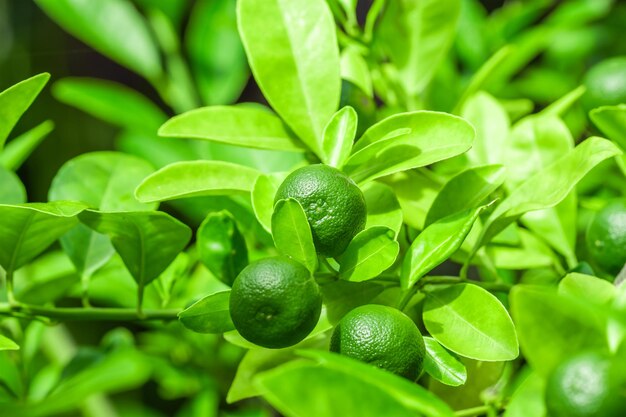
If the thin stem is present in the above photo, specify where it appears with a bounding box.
[320,257,339,274]
[455,405,492,417]
[0,303,179,322]
[137,287,145,319]
[397,286,418,311]
[5,269,15,305]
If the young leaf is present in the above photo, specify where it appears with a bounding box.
[558,273,616,306]
[337,226,399,282]
[79,210,192,298]
[271,199,317,273]
[158,105,304,151]
[52,78,166,134]
[49,152,156,279]
[0,168,26,204]
[0,73,49,149]
[251,174,282,233]
[510,285,607,376]
[0,120,54,171]
[425,165,505,226]
[197,211,248,286]
[321,106,357,169]
[0,201,86,273]
[297,350,456,417]
[375,0,461,97]
[423,283,519,361]
[178,291,235,333]
[185,0,248,106]
[237,0,340,155]
[344,111,474,183]
[135,161,261,203]
[478,137,622,247]
[402,206,486,289]
[0,335,19,351]
[363,182,403,235]
[423,336,467,387]
[35,0,161,80]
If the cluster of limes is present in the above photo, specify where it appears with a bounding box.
[228,164,426,380]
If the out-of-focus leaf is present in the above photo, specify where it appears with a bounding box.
[0,121,54,171]
[0,335,19,351]
[503,368,546,417]
[340,47,372,98]
[558,273,616,306]
[0,167,26,204]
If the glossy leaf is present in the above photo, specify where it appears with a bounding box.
[423,336,466,387]
[478,137,622,246]
[238,0,340,154]
[186,0,248,105]
[362,182,403,235]
[79,210,192,293]
[53,78,166,134]
[49,152,156,279]
[402,206,486,289]
[321,106,357,169]
[423,283,519,361]
[298,350,456,417]
[197,211,248,286]
[510,285,607,376]
[460,92,510,166]
[558,273,616,306]
[251,174,282,233]
[0,168,26,204]
[0,120,54,171]
[271,198,317,273]
[158,105,304,151]
[375,0,461,96]
[337,227,399,282]
[0,335,19,351]
[0,73,49,149]
[0,201,86,273]
[425,165,505,226]
[135,161,261,203]
[345,111,474,183]
[178,291,235,333]
[35,0,161,79]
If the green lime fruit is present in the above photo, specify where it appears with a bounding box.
[229,256,322,349]
[583,56,626,111]
[330,304,426,380]
[586,199,626,275]
[545,351,626,417]
[274,164,367,257]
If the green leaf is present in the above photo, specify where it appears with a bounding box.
[52,78,166,134]
[423,336,466,387]
[186,0,248,105]
[135,161,261,203]
[423,283,519,361]
[321,106,357,169]
[0,120,54,171]
[297,350,456,417]
[558,273,616,306]
[503,368,546,417]
[590,104,626,150]
[0,335,19,351]
[49,152,156,278]
[0,73,49,149]
[35,0,161,80]
[237,0,340,155]
[320,280,385,324]
[158,105,304,151]
[178,291,235,333]
[478,137,622,247]
[345,111,474,183]
[0,201,86,273]
[363,182,403,235]
[271,199,317,273]
[460,92,510,166]
[510,285,607,377]
[251,174,282,233]
[487,228,554,270]
[425,165,505,227]
[337,226,399,282]
[197,211,248,286]
[79,210,191,294]
[375,0,461,96]
[0,167,26,204]
[340,47,373,98]
[402,206,486,289]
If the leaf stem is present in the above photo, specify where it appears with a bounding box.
[5,269,15,306]
[454,405,492,417]
[0,303,179,322]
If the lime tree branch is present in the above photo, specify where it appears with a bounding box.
[0,303,180,322]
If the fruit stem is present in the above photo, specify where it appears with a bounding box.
[0,302,179,322]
